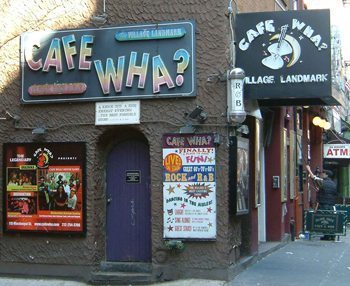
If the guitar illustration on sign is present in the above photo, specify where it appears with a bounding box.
[262,25,301,70]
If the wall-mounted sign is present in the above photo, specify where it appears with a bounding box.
[324,144,350,159]
[95,100,140,125]
[3,142,86,234]
[229,136,249,215]
[162,134,216,240]
[236,10,336,106]
[21,21,195,104]
[125,170,141,184]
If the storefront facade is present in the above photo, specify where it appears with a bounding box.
[0,0,279,283]
[1,0,346,284]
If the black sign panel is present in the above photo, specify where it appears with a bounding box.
[126,170,141,183]
[335,204,350,222]
[305,210,346,235]
[236,10,335,106]
[21,21,195,104]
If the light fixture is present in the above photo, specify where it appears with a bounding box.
[323,121,331,130]
[312,116,322,126]
[227,67,246,125]
[318,119,327,129]
[180,106,208,133]
[91,0,108,26]
[236,124,249,135]
[213,133,221,146]
[312,116,331,130]
[188,106,208,123]
[32,127,46,135]
[179,123,196,134]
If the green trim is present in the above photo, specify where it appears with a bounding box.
[115,27,186,41]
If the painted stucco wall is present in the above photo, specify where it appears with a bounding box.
[0,0,281,281]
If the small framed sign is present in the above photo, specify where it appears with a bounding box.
[126,170,141,184]
[229,136,250,215]
[95,101,140,125]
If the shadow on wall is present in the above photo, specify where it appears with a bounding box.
[0,0,104,138]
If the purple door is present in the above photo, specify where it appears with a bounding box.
[106,139,151,262]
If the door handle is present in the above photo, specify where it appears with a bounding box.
[107,195,112,204]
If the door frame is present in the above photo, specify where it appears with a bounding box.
[102,130,151,262]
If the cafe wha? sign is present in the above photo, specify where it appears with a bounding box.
[235,9,337,106]
[20,21,195,104]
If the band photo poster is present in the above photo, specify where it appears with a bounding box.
[3,142,86,234]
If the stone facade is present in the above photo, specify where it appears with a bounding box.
[0,0,284,283]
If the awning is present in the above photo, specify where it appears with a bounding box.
[324,129,350,145]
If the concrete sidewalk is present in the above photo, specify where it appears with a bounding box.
[0,238,287,285]
[0,277,226,286]
[229,230,350,286]
[0,241,284,286]
[2,231,348,286]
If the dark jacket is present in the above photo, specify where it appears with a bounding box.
[316,177,337,208]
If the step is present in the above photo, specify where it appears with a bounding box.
[100,261,152,273]
[90,271,153,285]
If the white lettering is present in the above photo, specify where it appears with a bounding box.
[280,74,328,83]
[292,19,306,31]
[238,20,275,51]
[240,18,327,51]
[244,76,275,84]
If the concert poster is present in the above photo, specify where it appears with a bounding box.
[162,133,216,240]
[3,142,86,234]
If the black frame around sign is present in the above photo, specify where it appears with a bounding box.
[3,142,86,235]
[235,9,334,105]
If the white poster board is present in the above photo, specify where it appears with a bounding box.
[162,134,216,240]
[95,101,140,125]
